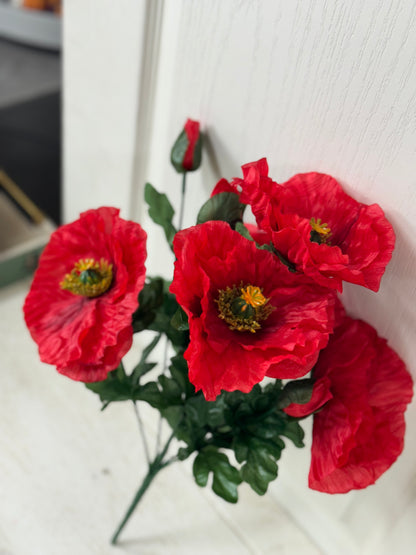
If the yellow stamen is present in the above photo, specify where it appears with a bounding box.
[60,258,113,298]
[216,283,274,333]
[240,286,267,308]
[310,217,332,244]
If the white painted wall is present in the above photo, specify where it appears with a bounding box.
[63,0,148,223]
[64,1,416,553]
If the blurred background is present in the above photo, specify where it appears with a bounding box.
[0,0,61,287]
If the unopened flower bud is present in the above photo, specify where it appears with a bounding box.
[170,118,202,173]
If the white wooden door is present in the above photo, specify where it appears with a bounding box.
[64,1,416,553]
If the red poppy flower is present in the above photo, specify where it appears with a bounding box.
[291,316,413,494]
[170,221,336,400]
[239,160,395,292]
[24,207,147,382]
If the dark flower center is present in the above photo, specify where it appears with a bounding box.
[216,284,274,333]
[60,258,113,297]
[310,217,332,245]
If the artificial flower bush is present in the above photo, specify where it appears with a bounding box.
[24,120,413,543]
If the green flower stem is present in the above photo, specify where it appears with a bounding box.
[155,337,170,456]
[133,401,150,465]
[110,431,176,545]
[178,172,187,231]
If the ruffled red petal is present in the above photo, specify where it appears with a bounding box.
[283,377,333,418]
[238,163,395,292]
[24,207,147,382]
[211,178,240,197]
[170,221,336,400]
[308,317,413,493]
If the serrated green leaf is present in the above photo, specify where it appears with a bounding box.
[197,192,245,227]
[85,378,132,404]
[234,434,283,495]
[234,401,253,421]
[169,355,194,398]
[84,366,133,406]
[133,381,166,409]
[241,448,278,495]
[144,183,177,246]
[158,374,183,403]
[184,395,209,428]
[132,277,165,332]
[162,405,185,435]
[193,447,241,503]
[148,288,189,350]
[281,418,305,448]
[233,437,249,463]
[206,402,228,429]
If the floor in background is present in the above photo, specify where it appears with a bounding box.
[0,280,322,555]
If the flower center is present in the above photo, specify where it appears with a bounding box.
[60,258,113,297]
[216,284,274,333]
[310,217,332,245]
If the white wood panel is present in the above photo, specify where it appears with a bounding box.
[134,1,416,553]
[63,0,148,223]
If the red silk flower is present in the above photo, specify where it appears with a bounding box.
[170,221,336,400]
[286,315,413,493]
[24,207,147,382]
[238,159,395,292]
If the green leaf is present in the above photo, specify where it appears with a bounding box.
[144,183,177,246]
[241,445,278,495]
[171,306,189,331]
[84,370,132,405]
[233,433,284,495]
[272,248,297,273]
[193,450,210,487]
[158,374,183,404]
[169,355,194,398]
[132,277,165,333]
[206,396,231,429]
[234,222,254,241]
[277,379,315,409]
[162,405,185,435]
[133,381,166,409]
[193,446,242,503]
[147,286,189,350]
[280,418,305,448]
[197,192,245,227]
[184,395,209,429]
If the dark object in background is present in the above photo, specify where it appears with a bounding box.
[0,90,61,225]
[0,168,55,288]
